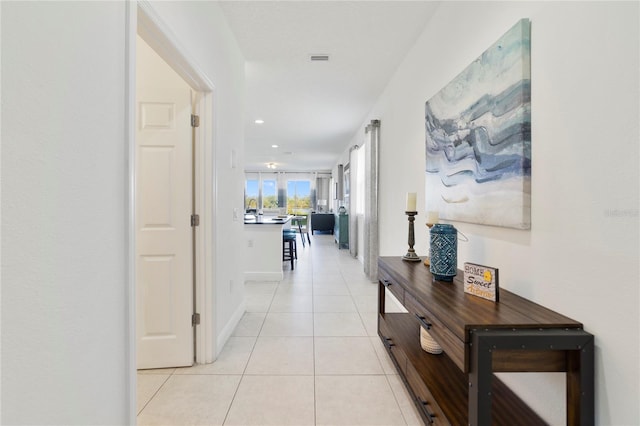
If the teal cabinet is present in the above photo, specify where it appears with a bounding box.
[334,214,349,249]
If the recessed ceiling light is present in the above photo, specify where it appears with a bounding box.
[267,162,276,169]
[254,119,265,124]
[271,144,279,148]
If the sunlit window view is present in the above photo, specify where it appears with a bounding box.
[262,180,278,208]
[287,180,311,214]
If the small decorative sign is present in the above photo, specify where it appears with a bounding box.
[464,262,499,302]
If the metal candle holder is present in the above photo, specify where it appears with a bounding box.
[403,211,421,262]
[424,223,434,266]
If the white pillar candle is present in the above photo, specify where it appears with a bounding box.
[406,192,417,212]
[427,211,439,224]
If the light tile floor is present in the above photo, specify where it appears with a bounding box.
[137,234,422,425]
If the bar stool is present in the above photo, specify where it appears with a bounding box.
[293,216,311,247]
[283,230,297,270]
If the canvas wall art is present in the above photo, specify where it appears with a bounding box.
[425,19,531,229]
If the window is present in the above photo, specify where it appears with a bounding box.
[287,180,311,214]
[244,173,317,213]
[245,179,259,210]
[262,179,278,208]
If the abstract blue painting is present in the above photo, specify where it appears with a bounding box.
[425,19,531,229]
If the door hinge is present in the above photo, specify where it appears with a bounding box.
[191,214,200,227]
[192,313,201,326]
[191,114,200,128]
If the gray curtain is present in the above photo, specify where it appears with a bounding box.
[277,172,287,209]
[310,172,317,209]
[364,120,380,282]
[348,145,359,258]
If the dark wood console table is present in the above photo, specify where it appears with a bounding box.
[377,257,594,425]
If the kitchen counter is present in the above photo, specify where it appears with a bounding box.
[244,215,293,281]
[244,215,293,225]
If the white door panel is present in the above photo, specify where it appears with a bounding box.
[136,86,193,369]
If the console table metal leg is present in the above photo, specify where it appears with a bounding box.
[469,330,493,426]
[567,336,595,426]
[469,329,594,426]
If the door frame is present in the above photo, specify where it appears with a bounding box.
[126,1,217,421]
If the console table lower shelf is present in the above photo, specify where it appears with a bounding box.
[377,256,594,426]
[379,313,545,425]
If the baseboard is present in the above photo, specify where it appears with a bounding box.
[215,299,246,358]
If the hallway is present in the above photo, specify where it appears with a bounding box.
[136,234,422,425]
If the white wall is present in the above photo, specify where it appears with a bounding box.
[346,1,639,424]
[1,2,129,424]
[1,1,246,424]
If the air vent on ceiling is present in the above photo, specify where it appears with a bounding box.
[310,54,330,62]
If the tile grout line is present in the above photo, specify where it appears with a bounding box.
[220,374,243,425]
[221,293,271,425]
[136,372,173,418]
[221,280,276,425]
[383,373,412,426]
[311,243,318,426]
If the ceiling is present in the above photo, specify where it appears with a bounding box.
[218,1,440,172]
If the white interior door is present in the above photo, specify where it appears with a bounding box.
[136,84,194,369]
